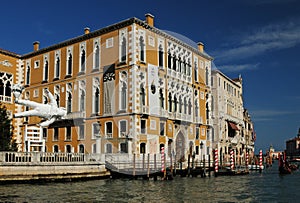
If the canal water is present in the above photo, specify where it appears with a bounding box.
[1,163,299,202]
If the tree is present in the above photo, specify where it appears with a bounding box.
[0,102,17,151]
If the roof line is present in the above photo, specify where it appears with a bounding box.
[0,48,21,58]
[21,16,213,60]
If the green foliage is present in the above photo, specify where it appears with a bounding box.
[0,103,17,151]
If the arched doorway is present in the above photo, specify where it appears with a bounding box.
[176,131,185,163]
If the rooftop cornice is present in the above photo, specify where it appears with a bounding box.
[21,16,213,61]
[212,69,241,88]
[0,48,21,58]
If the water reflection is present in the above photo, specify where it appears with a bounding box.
[1,166,300,202]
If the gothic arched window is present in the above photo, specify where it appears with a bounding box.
[121,37,127,62]
[139,36,145,62]
[159,45,164,67]
[26,66,30,85]
[67,53,72,75]
[168,93,172,112]
[55,57,60,78]
[80,49,86,72]
[140,85,145,106]
[44,60,49,81]
[94,45,100,69]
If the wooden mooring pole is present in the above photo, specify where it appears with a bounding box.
[208,154,211,177]
[133,153,136,177]
[147,153,150,178]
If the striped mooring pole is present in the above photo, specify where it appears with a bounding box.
[161,147,165,173]
[246,151,249,170]
[214,149,219,175]
[230,149,234,171]
[259,149,263,172]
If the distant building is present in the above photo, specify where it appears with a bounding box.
[211,70,254,166]
[243,109,255,159]
[286,128,300,157]
[0,49,23,150]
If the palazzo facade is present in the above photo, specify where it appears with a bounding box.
[1,14,255,166]
[11,14,213,163]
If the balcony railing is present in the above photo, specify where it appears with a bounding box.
[64,111,86,119]
[159,108,168,117]
[141,106,149,114]
[0,95,12,103]
[172,70,177,78]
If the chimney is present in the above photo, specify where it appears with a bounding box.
[84,27,90,34]
[197,42,204,53]
[145,13,154,27]
[33,41,40,51]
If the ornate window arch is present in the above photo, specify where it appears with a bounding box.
[158,38,164,67]
[140,83,146,107]
[66,47,73,76]
[119,71,128,111]
[119,29,127,63]
[78,144,85,153]
[80,43,86,72]
[66,83,72,113]
[78,80,86,112]
[93,39,100,69]
[54,85,60,107]
[93,77,100,114]
[0,72,13,103]
[25,60,31,85]
[54,50,61,79]
[43,54,49,81]
[139,30,146,62]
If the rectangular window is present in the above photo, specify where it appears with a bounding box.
[195,146,199,155]
[34,60,40,69]
[93,123,100,139]
[106,122,113,138]
[148,36,155,47]
[196,127,199,139]
[141,119,146,134]
[201,128,205,136]
[106,143,112,153]
[119,120,127,137]
[66,126,71,141]
[33,89,39,98]
[42,128,47,139]
[53,128,59,141]
[79,125,85,140]
[92,144,97,154]
[106,38,113,48]
[160,122,165,136]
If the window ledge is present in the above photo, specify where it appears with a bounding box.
[91,68,100,73]
[77,71,85,76]
[64,75,72,79]
[118,61,127,66]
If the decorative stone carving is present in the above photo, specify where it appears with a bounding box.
[12,84,67,127]
[0,60,12,67]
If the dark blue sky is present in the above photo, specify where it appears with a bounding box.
[1,0,300,153]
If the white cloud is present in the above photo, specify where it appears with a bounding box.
[250,109,295,122]
[213,19,300,63]
[217,63,260,73]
